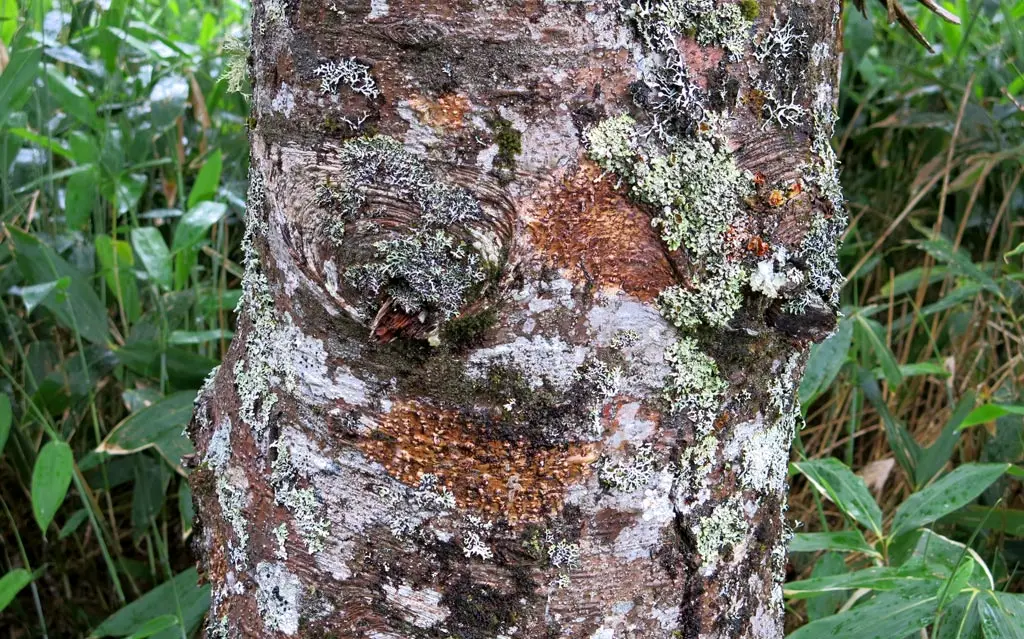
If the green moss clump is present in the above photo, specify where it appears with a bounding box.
[491,115,522,169]
[441,308,499,347]
[740,0,761,21]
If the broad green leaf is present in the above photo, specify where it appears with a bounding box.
[0,569,33,612]
[8,278,66,313]
[789,530,879,557]
[784,565,935,600]
[799,316,853,405]
[131,227,172,290]
[44,67,100,131]
[171,201,228,254]
[171,201,227,289]
[979,592,1024,639]
[891,529,994,590]
[32,440,74,533]
[0,394,10,456]
[96,391,197,475]
[90,567,209,638]
[941,505,1024,537]
[127,615,178,639]
[880,266,948,297]
[854,315,903,387]
[794,458,884,536]
[920,237,1000,294]
[959,403,1024,430]
[7,227,110,345]
[891,464,1010,538]
[788,583,941,639]
[96,235,141,322]
[65,169,98,229]
[0,0,17,45]
[932,592,983,639]
[168,329,233,345]
[0,43,42,116]
[130,455,171,541]
[806,552,848,622]
[187,149,222,208]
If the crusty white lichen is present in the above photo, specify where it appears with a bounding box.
[749,247,803,299]
[598,442,658,492]
[216,468,251,569]
[462,515,494,561]
[256,562,301,636]
[663,338,727,435]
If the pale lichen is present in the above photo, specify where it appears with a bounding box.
[598,442,658,492]
[270,444,331,553]
[314,58,380,99]
[694,499,748,574]
[663,338,727,435]
[658,261,746,329]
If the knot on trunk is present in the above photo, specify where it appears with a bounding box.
[277,136,513,342]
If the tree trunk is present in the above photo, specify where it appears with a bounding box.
[187,0,845,637]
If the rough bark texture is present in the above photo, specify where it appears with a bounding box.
[187,1,846,637]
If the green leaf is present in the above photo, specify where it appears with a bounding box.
[9,279,66,313]
[920,237,1000,294]
[171,201,228,254]
[7,227,110,345]
[44,67,100,131]
[787,583,941,639]
[171,201,227,289]
[96,235,141,322]
[854,315,903,387]
[806,552,848,622]
[0,569,33,613]
[959,403,1024,430]
[785,565,935,600]
[65,169,98,229]
[32,440,74,533]
[891,529,994,590]
[0,394,10,456]
[799,316,853,405]
[126,615,179,639]
[916,391,976,486]
[0,0,17,46]
[789,530,879,556]
[860,372,921,484]
[96,392,197,475]
[891,463,1010,539]
[178,481,194,539]
[941,505,1024,537]
[187,149,222,208]
[0,44,42,116]
[794,458,884,536]
[59,508,89,540]
[90,568,209,638]
[131,227,172,290]
[979,592,1024,639]
[168,329,233,345]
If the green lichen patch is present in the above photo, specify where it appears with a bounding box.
[693,499,748,573]
[270,443,332,554]
[598,442,658,492]
[663,338,727,436]
[658,261,746,329]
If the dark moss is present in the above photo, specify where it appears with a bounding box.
[488,114,522,184]
[436,573,533,639]
[441,308,499,348]
[740,0,761,20]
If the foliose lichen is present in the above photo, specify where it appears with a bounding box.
[598,442,658,492]
[314,58,380,99]
[663,338,727,435]
[270,443,331,554]
[658,261,746,329]
[693,498,748,573]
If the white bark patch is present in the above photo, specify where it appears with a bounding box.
[381,582,450,628]
[586,292,675,394]
[606,402,655,447]
[205,417,232,471]
[466,335,588,391]
[612,468,674,561]
[266,315,370,407]
[271,82,295,116]
[368,0,389,18]
[256,562,301,635]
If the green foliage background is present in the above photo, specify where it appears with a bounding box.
[0,0,1021,637]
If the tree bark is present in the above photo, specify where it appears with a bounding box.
[187,0,845,637]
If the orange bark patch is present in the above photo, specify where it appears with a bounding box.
[527,161,677,301]
[357,401,598,524]
[407,94,471,129]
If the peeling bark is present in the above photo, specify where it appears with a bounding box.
[187,1,846,637]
